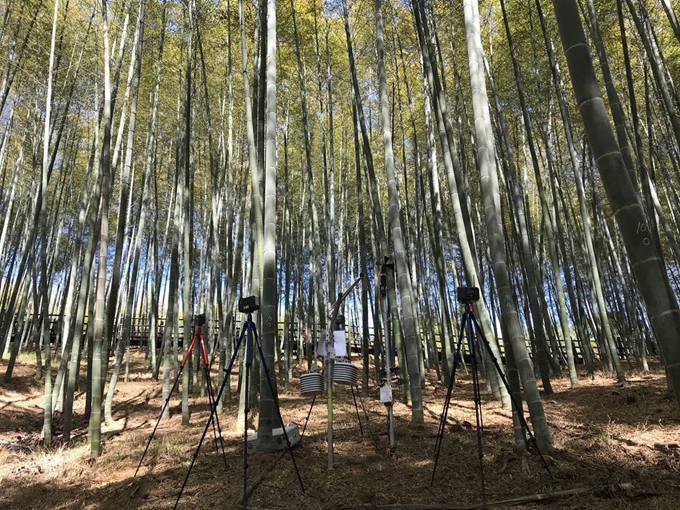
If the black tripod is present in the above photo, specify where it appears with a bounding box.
[431,294,552,508]
[135,315,227,478]
[174,299,304,510]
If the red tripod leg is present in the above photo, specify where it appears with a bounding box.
[200,331,228,467]
[182,332,199,368]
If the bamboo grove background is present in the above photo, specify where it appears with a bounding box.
[0,0,679,456]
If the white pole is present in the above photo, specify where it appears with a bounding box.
[325,276,364,470]
[326,325,334,470]
[380,265,395,455]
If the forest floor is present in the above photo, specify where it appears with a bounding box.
[1,353,679,510]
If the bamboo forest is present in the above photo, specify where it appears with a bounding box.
[1,0,679,508]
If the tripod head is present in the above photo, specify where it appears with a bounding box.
[194,313,206,326]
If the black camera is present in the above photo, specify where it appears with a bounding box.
[194,313,206,325]
[456,287,480,302]
[238,296,260,313]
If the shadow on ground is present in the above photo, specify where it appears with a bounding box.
[1,358,680,510]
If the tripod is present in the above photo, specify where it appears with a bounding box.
[174,306,304,510]
[135,316,227,477]
[431,298,552,508]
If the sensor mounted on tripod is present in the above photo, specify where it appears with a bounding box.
[238,295,260,313]
[456,286,480,302]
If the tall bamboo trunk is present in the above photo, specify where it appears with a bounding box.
[236,0,262,434]
[256,0,280,450]
[104,0,146,425]
[375,0,423,422]
[89,0,113,459]
[38,0,64,444]
[551,0,680,402]
[462,0,552,452]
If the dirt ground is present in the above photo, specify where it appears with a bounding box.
[1,354,679,510]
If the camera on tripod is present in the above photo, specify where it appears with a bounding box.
[456,286,480,303]
[238,295,260,313]
[194,313,206,326]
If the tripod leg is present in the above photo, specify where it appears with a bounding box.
[134,364,185,477]
[172,361,235,510]
[467,318,487,508]
[243,321,252,510]
[135,332,203,477]
[470,316,553,478]
[202,369,220,455]
[172,325,248,510]
[200,336,227,463]
[356,387,380,452]
[203,365,229,470]
[299,395,316,444]
[350,386,364,436]
[431,312,468,486]
[253,326,305,494]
